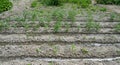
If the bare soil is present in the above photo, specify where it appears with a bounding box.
[0,1,120,65]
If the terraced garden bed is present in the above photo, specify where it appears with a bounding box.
[0,0,120,65]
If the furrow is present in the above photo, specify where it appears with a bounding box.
[0,28,119,34]
[0,34,119,43]
[0,44,120,58]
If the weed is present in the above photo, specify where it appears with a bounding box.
[81,48,88,54]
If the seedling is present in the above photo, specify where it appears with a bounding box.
[49,61,54,65]
[23,11,28,21]
[52,8,65,21]
[36,48,41,53]
[85,21,101,32]
[77,25,81,31]
[81,48,88,54]
[99,7,107,12]
[67,9,77,22]
[0,21,10,31]
[114,23,120,32]
[31,0,38,8]
[52,45,58,55]
[39,17,48,28]
[53,21,61,33]
[116,51,120,54]
[31,11,37,21]
[32,24,40,31]
[110,12,116,21]
[65,22,70,32]
[27,64,32,65]
[24,23,30,31]
[83,36,87,40]
[71,43,76,52]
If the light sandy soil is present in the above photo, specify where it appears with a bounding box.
[99,5,120,14]
[0,1,120,65]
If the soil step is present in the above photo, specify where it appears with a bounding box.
[0,34,119,43]
[8,21,119,28]
[0,28,119,34]
[0,58,120,65]
[9,14,120,22]
[0,44,120,58]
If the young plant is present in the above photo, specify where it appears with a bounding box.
[71,43,76,52]
[36,48,41,53]
[81,48,88,54]
[32,23,40,31]
[52,45,58,55]
[31,0,38,8]
[99,7,107,12]
[52,9,65,21]
[114,23,120,32]
[77,25,81,32]
[27,64,32,65]
[65,22,70,32]
[85,21,101,32]
[23,22,30,31]
[40,0,62,6]
[67,10,77,22]
[53,21,61,33]
[110,12,116,21]
[116,50,120,54]
[31,11,37,21]
[0,20,10,31]
[49,61,54,65]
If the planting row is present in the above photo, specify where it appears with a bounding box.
[0,44,120,58]
[0,34,119,43]
[0,28,119,34]
[1,58,120,65]
[6,21,119,28]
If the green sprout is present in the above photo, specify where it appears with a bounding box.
[81,48,88,54]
